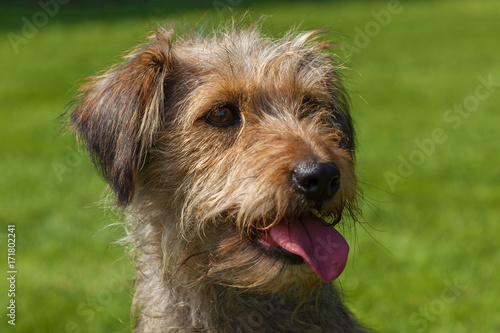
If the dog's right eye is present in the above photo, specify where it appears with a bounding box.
[205,104,240,127]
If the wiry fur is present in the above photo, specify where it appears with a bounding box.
[68,23,369,332]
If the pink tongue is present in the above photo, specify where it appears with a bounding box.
[266,215,349,283]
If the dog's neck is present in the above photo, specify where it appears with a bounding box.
[134,268,362,332]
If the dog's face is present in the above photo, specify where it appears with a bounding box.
[70,27,358,294]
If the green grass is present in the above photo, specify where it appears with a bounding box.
[1,0,499,332]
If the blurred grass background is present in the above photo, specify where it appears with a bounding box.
[1,0,499,332]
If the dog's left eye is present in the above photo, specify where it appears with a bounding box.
[205,105,240,127]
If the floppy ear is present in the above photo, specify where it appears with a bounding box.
[69,28,176,205]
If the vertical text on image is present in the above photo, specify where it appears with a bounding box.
[7,225,17,326]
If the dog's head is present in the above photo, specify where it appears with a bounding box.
[69,25,359,294]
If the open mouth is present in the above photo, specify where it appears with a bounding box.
[255,214,349,283]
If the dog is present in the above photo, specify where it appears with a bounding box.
[68,23,368,332]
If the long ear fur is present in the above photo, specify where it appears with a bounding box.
[68,28,176,205]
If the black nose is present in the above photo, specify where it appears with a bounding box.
[292,162,341,202]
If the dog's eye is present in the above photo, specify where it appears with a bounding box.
[205,105,240,127]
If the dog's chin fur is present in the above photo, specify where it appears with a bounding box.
[126,196,322,296]
[69,22,368,332]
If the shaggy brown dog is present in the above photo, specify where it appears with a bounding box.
[69,23,368,332]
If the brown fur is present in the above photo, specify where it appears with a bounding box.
[68,23,369,332]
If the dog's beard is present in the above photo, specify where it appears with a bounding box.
[172,207,349,296]
[172,173,354,293]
